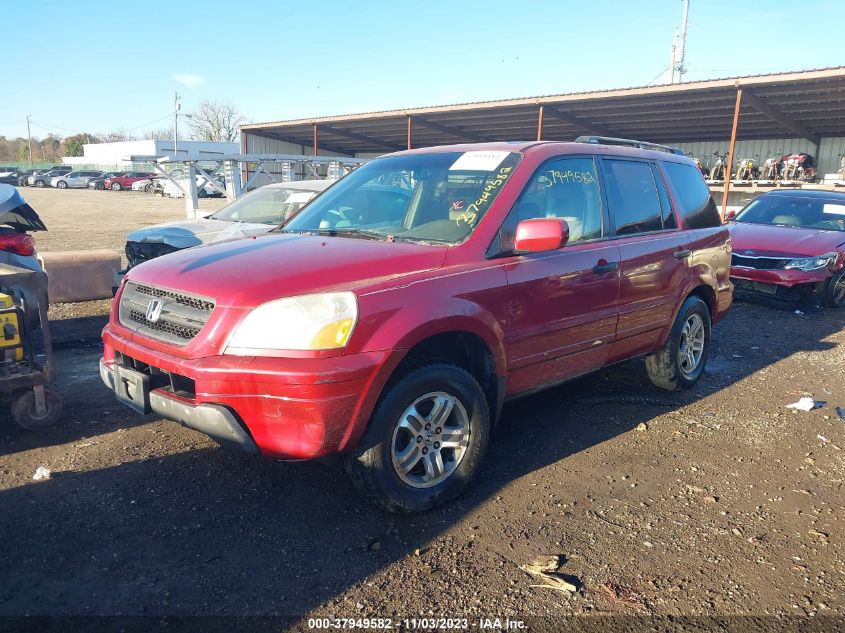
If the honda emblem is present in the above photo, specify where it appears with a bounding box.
[145,299,163,323]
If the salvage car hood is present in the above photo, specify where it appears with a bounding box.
[728,221,845,257]
[126,218,271,249]
[0,184,47,232]
[125,232,448,308]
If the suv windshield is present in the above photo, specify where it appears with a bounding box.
[210,186,325,225]
[735,195,845,232]
[282,151,522,243]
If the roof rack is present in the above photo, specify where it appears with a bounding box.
[574,135,686,156]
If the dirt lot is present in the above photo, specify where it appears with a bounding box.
[22,187,227,261]
[0,189,843,628]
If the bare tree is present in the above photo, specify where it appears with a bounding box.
[98,129,137,142]
[143,126,175,140]
[187,101,245,142]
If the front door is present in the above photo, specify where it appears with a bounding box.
[499,155,621,396]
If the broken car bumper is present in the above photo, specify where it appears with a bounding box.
[101,326,401,460]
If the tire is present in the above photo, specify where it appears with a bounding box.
[57,180,67,189]
[143,183,152,193]
[198,188,208,198]
[645,295,711,391]
[345,363,490,513]
[11,387,63,430]
[35,180,45,188]
[111,182,122,191]
[823,270,845,308]
[95,182,104,190]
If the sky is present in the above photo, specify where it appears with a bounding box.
[3,0,844,141]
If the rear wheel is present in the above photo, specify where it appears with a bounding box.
[345,364,490,513]
[645,295,711,391]
[823,270,845,308]
[111,182,122,191]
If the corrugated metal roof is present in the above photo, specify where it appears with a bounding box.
[242,67,845,154]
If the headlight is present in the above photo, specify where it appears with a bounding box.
[784,253,838,272]
[224,292,357,354]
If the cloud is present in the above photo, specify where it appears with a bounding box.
[172,73,206,89]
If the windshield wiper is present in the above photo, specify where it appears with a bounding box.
[285,228,389,241]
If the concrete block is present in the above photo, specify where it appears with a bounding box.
[38,250,121,303]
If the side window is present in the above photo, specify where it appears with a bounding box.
[662,161,721,229]
[510,157,603,244]
[603,159,663,235]
[652,164,677,229]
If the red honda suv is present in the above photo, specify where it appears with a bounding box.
[101,139,733,512]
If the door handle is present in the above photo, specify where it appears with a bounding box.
[674,249,692,260]
[592,261,619,274]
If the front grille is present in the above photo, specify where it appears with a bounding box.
[731,254,790,270]
[118,282,214,345]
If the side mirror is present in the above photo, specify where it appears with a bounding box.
[514,218,569,253]
[725,209,737,221]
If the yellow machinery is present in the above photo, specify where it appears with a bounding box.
[0,264,62,429]
[0,292,23,362]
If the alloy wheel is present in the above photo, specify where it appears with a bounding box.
[390,391,470,489]
[833,273,845,306]
[678,313,705,375]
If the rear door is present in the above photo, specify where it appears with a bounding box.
[599,157,688,360]
[499,155,621,395]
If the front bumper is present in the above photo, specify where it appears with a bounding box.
[101,326,401,459]
[100,359,258,453]
[730,266,831,301]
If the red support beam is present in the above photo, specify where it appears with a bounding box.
[721,87,743,219]
[537,105,544,141]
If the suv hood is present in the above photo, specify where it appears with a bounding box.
[0,185,47,232]
[729,221,845,256]
[126,218,271,249]
[125,233,448,308]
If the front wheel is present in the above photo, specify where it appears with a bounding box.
[645,295,711,391]
[57,180,67,189]
[143,183,152,193]
[823,270,845,308]
[345,363,490,513]
[111,182,122,191]
[35,180,45,188]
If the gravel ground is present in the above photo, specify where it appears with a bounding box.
[0,189,843,629]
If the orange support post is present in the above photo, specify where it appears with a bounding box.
[537,105,544,141]
[721,87,743,219]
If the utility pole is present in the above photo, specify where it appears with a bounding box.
[26,114,33,165]
[669,0,690,84]
[174,91,181,159]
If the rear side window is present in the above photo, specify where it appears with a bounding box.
[603,159,663,235]
[662,162,721,228]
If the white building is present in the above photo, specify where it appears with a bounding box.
[62,139,239,167]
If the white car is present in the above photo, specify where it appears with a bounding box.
[123,179,335,270]
[161,173,226,198]
[131,179,154,192]
[51,170,103,189]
